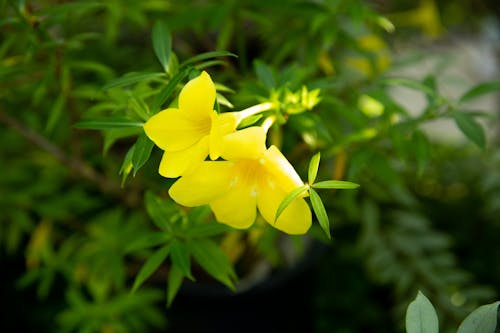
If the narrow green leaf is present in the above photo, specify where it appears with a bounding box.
[119,145,135,186]
[179,51,237,69]
[237,114,263,129]
[312,180,360,189]
[170,240,194,280]
[405,291,439,333]
[132,244,170,293]
[457,301,500,333]
[254,60,276,89]
[75,118,144,130]
[274,185,310,222]
[45,94,65,134]
[186,222,231,238]
[152,67,191,113]
[188,240,236,290]
[103,72,165,90]
[381,77,435,97]
[194,59,228,70]
[128,93,151,121]
[167,263,184,307]
[125,232,171,253]
[459,80,500,103]
[132,132,154,176]
[144,191,179,232]
[152,21,172,73]
[453,112,486,148]
[412,130,430,176]
[308,152,321,185]
[309,188,331,239]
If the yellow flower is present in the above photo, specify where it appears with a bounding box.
[169,127,312,234]
[143,71,238,177]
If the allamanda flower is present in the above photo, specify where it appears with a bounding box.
[168,126,312,234]
[144,71,269,178]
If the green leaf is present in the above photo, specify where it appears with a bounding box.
[309,188,331,239]
[152,21,172,73]
[405,291,439,333]
[45,94,65,135]
[308,152,321,185]
[128,93,151,121]
[179,51,237,69]
[145,192,180,232]
[125,232,171,253]
[254,60,276,89]
[412,130,430,176]
[152,67,191,113]
[167,263,184,307]
[381,77,435,97]
[170,240,194,280]
[188,239,236,290]
[132,244,170,293]
[186,222,231,238]
[453,112,486,148]
[312,180,360,189]
[75,118,144,130]
[459,80,500,103]
[119,145,135,186]
[103,72,165,90]
[274,185,310,222]
[457,301,500,333]
[132,132,154,176]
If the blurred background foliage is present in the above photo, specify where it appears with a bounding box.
[1,0,499,332]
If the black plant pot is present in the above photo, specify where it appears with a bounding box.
[165,242,325,333]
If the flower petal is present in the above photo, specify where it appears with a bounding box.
[209,112,238,160]
[178,71,216,120]
[257,177,311,234]
[219,127,267,161]
[168,161,234,207]
[261,145,305,194]
[144,108,209,151]
[158,136,209,178]
[210,182,257,229]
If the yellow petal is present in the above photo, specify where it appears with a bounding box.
[219,127,267,161]
[261,145,305,194]
[158,136,209,178]
[210,182,257,229]
[144,108,210,151]
[256,177,311,234]
[178,71,216,120]
[168,161,233,207]
[209,112,238,160]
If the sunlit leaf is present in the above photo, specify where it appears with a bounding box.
[406,291,439,333]
[453,112,486,149]
[308,152,321,185]
[119,145,135,186]
[132,132,154,176]
[457,301,500,333]
[152,21,172,73]
[132,245,170,293]
[312,180,359,189]
[275,185,309,222]
[309,188,331,239]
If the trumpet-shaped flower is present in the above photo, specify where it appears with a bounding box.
[143,71,239,177]
[169,127,312,234]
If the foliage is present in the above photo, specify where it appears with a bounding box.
[1,0,499,332]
